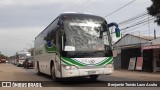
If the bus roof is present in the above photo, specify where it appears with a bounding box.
[35,13,106,39]
[61,12,91,15]
[59,12,106,21]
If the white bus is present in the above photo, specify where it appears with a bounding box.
[34,13,120,81]
[16,51,31,67]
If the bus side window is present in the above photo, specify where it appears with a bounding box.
[56,29,62,52]
[50,29,56,45]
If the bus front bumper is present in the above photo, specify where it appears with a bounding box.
[61,67,113,78]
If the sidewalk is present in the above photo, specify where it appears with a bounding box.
[111,69,160,81]
[116,69,160,75]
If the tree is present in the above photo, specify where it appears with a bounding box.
[147,0,160,25]
[0,53,8,60]
[28,48,34,56]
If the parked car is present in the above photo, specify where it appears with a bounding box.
[23,57,34,69]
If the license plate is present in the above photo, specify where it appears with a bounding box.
[88,71,96,74]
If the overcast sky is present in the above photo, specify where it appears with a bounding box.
[0,0,156,56]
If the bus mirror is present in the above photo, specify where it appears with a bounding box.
[57,21,61,25]
[57,20,63,26]
[115,27,120,37]
[107,22,120,37]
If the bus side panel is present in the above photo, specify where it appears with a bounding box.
[54,54,61,78]
[34,46,56,75]
[34,17,61,76]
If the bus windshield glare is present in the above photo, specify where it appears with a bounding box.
[63,17,110,52]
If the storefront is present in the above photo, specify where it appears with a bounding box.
[114,34,153,70]
[121,46,141,69]
[142,45,160,72]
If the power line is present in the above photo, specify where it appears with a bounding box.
[116,11,156,35]
[121,17,155,31]
[68,1,82,11]
[121,20,154,33]
[104,0,136,18]
[72,0,91,12]
[78,0,96,12]
[124,21,155,34]
[119,12,148,25]
[111,17,155,34]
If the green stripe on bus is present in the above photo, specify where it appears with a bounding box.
[96,57,113,66]
[62,57,86,66]
[95,57,109,65]
[44,44,61,56]
[61,57,113,66]
[44,44,57,53]
[61,59,72,65]
[97,57,113,65]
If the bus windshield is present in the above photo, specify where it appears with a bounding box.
[63,16,110,52]
[19,54,26,59]
[18,53,31,59]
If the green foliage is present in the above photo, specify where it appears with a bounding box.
[147,0,160,25]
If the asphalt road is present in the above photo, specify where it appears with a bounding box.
[0,63,160,90]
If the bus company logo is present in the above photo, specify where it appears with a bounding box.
[2,82,11,87]
[89,60,95,64]
[1,82,43,87]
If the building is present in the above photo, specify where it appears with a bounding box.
[113,34,155,72]
[142,37,160,72]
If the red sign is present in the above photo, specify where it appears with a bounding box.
[136,57,143,70]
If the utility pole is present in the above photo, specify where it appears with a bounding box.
[154,29,156,39]
[0,52,1,61]
[121,33,123,38]
[148,14,151,37]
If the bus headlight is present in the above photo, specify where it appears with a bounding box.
[62,65,77,70]
[105,64,113,68]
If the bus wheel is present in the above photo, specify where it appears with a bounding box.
[51,65,58,81]
[90,75,98,80]
[37,62,41,75]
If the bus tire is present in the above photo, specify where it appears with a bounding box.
[37,62,41,75]
[51,64,58,81]
[90,75,98,80]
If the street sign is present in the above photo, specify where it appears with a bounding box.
[128,57,136,70]
[136,57,143,70]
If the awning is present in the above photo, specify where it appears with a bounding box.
[142,45,160,50]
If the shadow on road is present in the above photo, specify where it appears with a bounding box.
[36,73,107,87]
